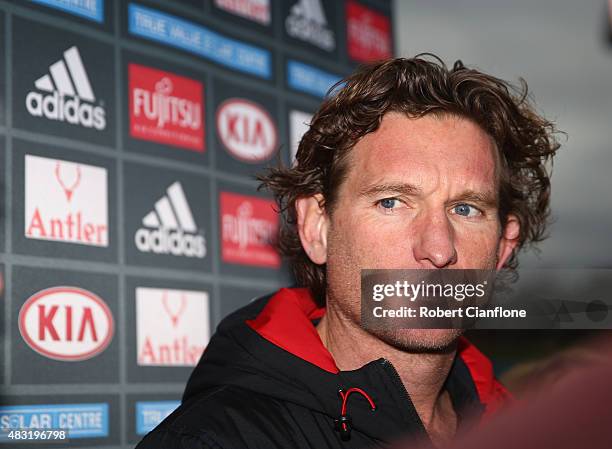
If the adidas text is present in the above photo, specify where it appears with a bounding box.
[26,91,106,130]
[135,228,206,258]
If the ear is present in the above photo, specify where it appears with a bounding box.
[496,214,520,269]
[295,194,329,265]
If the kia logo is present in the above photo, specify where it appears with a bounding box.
[216,99,278,163]
[18,287,114,361]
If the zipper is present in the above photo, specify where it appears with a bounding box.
[378,358,429,438]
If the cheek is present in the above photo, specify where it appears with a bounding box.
[454,225,501,266]
[324,219,363,317]
[328,214,366,265]
[330,213,395,268]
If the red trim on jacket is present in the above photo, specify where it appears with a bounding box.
[246,287,511,411]
[246,288,339,374]
[457,336,513,417]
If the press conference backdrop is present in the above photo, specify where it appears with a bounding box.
[0,0,394,447]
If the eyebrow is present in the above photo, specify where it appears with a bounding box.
[358,183,422,198]
[452,190,498,208]
[358,183,498,208]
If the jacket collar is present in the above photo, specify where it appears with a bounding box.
[246,288,338,373]
[246,287,510,417]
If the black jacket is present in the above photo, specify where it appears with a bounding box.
[136,288,510,449]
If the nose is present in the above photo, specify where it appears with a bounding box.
[412,209,458,268]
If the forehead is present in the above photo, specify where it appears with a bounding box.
[346,113,498,192]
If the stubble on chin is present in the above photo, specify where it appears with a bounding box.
[372,328,463,354]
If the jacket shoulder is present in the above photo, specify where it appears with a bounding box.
[136,386,300,449]
[136,425,225,449]
[135,386,232,449]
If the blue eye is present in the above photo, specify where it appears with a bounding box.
[379,198,397,209]
[453,204,479,217]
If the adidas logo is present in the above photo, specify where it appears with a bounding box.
[25,46,106,130]
[135,182,207,258]
[290,0,327,26]
[286,0,335,51]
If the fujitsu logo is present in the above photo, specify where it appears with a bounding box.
[136,287,209,366]
[129,64,204,152]
[285,0,335,51]
[222,201,276,249]
[25,46,106,130]
[346,0,391,62]
[220,192,280,268]
[348,17,390,57]
[18,287,114,361]
[133,75,201,131]
[135,182,206,258]
[25,155,109,247]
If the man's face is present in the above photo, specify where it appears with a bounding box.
[322,113,512,351]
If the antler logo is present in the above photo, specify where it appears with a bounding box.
[136,287,209,366]
[162,291,187,327]
[55,162,81,202]
[25,155,108,247]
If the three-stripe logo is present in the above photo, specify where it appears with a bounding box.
[285,0,335,51]
[25,46,106,130]
[134,182,207,258]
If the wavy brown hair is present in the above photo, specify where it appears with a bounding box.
[259,55,561,305]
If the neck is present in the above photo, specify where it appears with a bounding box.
[316,303,458,437]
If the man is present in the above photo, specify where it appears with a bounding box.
[137,56,560,449]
